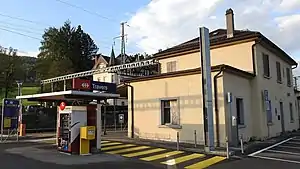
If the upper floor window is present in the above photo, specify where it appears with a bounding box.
[167,61,177,73]
[276,62,282,83]
[262,53,270,77]
[286,68,292,87]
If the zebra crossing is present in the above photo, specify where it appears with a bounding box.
[100,140,226,169]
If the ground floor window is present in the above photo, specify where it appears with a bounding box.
[236,98,245,125]
[161,99,179,125]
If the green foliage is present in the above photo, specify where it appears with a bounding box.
[36,21,98,82]
[0,87,40,106]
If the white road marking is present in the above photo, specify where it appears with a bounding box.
[267,149,300,156]
[278,145,300,150]
[248,137,295,157]
[252,155,300,164]
[286,141,300,145]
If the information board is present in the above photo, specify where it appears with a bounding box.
[1,99,20,129]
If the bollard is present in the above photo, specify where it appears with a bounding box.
[176,132,179,151]
[226,136,230,159]
[194,130,197,148]
[240,135,244,154]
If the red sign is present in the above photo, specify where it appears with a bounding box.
[72,78,91,90]
[60,102,66,111]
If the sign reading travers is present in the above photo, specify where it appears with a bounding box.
[72,78,117,93]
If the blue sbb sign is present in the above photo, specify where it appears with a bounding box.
[91,81,116,93]
[72,78,117,93]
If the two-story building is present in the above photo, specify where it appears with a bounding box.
[124,8,299,147]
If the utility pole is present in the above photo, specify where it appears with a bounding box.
[199,27,214,152]
[120,22,127,64]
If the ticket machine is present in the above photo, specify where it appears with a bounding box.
[57,105,88,154]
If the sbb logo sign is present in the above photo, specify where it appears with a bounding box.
[81,82,90,89]
[72,78,91,90]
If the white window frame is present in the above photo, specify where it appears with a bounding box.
[159,97,181,128]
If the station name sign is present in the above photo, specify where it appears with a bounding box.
[72,78,116,93]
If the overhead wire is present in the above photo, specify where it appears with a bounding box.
[54,0,118,22]
[0,12,51,27]
[0,27,42,41]
[53,0,164,52]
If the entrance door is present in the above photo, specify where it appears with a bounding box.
[279,102,285,133]
[229,100,239,147]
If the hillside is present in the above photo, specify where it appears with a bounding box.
[0,86,40,106]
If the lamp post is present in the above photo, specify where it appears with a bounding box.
[16,80,23,139]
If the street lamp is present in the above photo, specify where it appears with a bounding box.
[16,80,23,139]
[16,80,23,96]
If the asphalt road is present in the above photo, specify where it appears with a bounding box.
[2,137,300,169]
[0,142,163,169]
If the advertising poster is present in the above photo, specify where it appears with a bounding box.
[1,99,20,129]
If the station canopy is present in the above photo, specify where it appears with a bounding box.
[16,90,120,102]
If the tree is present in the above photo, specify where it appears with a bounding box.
[36,21,98,82]
[0,47,23,98]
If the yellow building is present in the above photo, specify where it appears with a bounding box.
[124,9,299,147]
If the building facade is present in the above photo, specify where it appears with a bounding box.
[125,9,299,147]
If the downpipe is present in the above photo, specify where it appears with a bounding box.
[213,66,225,147]
[123,82,134,138]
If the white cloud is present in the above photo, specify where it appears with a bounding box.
[127,0,300,59]
[17,50,39,57]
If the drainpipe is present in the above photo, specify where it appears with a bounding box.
[251,38,262,76]
[123,82,134,138]
[213,66,225,147]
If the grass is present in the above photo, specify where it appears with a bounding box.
[0,86,40,106]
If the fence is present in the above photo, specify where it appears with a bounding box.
[0,105,128,133]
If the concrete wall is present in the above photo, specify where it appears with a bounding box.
[223,72,253,142]
[252,44,299,139]
[158,41,255,73]
[127,71,237,146]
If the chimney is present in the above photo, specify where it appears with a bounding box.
[226,8,234,38]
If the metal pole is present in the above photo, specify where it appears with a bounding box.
[194,130,197,148]
[199,27,214,151]
[113,99,116,132]
[63,80,66,91]
[103,100,107,135]
[226,136,230,159]
[1,100,3,142]
[176,132,179,151]
[240,135,244,154]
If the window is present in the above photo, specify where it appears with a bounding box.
[166,61,176,73]
[161,99,179,125]
[236,98,245,125]
[262,53,270,77]
[289,102,294,122]
[286,68,291,87]
[276,62,282,83]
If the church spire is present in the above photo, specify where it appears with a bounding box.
[109,46,116,66]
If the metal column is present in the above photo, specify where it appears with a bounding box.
[199,27,214,151]
[96,102,102,150]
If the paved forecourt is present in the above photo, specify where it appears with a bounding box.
[100,140,226,169]
[248,136,300,165]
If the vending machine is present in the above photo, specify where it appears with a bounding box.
[57,105,87,154]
